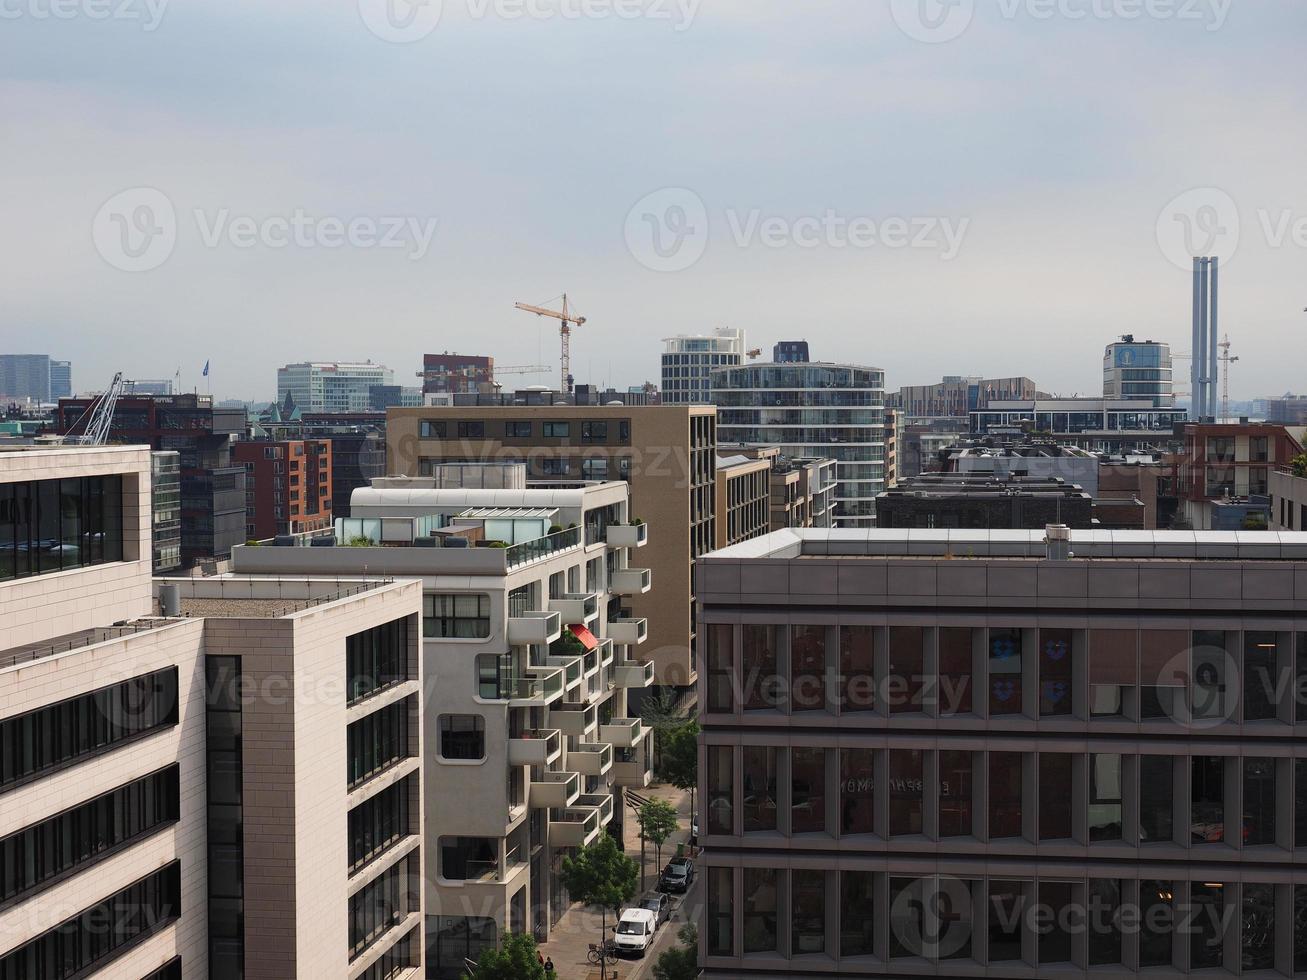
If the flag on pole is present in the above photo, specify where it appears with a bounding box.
[202,360,210,377]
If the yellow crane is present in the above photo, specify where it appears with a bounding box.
[1219,335,1239,423]
[515,294,586,394]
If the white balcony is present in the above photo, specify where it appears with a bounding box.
[548,592,600,624]
[599,718,645,748]
[550,703,597,736]
[507,611,562,645]
[548,807,601,848]
[508,729,562,766]
[597,637,614,665]
[530,771,580,809]
[606,523,648,548]
[569,742,613,777]
[609,568,652,595]
[546,654,584,689]
[608,617,648,646]
[612,754,652,788]
[506,666,565,707]
[577,792,616,826]
[613,659,655,688]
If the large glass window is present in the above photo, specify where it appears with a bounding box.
[1296,886,1307,973]
[742,746,777,832]
[987,882,1025,962]
[1087,879,1121,966]
[439,836,496,881]
[1243,757,1276,846]
[1139,629,1187,719]
[438,715,484,761]
[742,868,778,953]
[1191,755,1225,843]
[350,855,418,960]
[1138,880,1173,968]
[1038,628,1073,717]
[1189,882,1225,969]
[790,625,826,712]
[1139,755,1174,843]
[1297,759,1307,848]
[839,625,874,712]
[1242,883,1275,972]
[1191,631,1233,723]
[707,746,733,836]
[348,776,412,873]
[938,750,973,838]
[348,698,412,788]
[707,867,734,956]
[988,628,1022,715]
[792,870,826,955]
[889,749,923,836]
[1298,633,1307,724]
[347,617,410,704]
[791,747,826,834]
[937,627,973,714]
[206,657,244,977]
[423,594,490,639]
[888,626,924,714]
[839,748,874,836]
[1242,632,1279,721]
[705,624,733,713]
[1088,754,1122,842]
[1039,881,1074,964]
[0,475,123,583]
[989,752,1023,839]
[840,871,875,957]
[1089,629,1134,717]
[742,624,782,710]
[1039,754,1073,840]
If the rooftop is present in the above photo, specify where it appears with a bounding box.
[0,619,179,672]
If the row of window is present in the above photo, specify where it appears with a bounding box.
[418,419,630,443]
[347,617,412,704]
[705,745,1307,847]
[0,765,180,909]
[0,861,181,980]
[349,854,419,961]
[0,475,125,582]
[704,624,1307,723]
[349,776,413,874]
[140,957,182,980]
[423,593,491,639]
[206,656,245,979]
[355,927,419,980]
[348,698,413,789]
[0,668,179,793]
[705,867,1307,972]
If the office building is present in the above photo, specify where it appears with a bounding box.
[876,473,1094,529]
[230,472,656,973]
[1095,457,1172,530]
[971,399,1187,453]
[233,438,334,540]
[1103,336,1174,408]
[896,417,970,482]
[56,393,247,564]
[387,402,716,687]
[422,353,495,395]
[369,386,424,410]
[0,445,425,979]
[1267,396,1307,426]
[716,446,838,545]
[892,376,1040,418]
[278,361,395,414]
[662,328,747,405]
[48,360,71,400]
[947,441,1101,497]
[1176,422,1304,530]
[712,361,886,526]
[131,379,175,396]
[697,526,1307,978]
[0,353,61,404]
[772,340,810,363]
[151,450,182,572]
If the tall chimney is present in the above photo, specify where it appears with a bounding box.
[1209,256,1220,421]
[1192,258,1203,420]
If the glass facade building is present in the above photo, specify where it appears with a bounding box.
[0,474,124,582]
[712,363,885,526]
[1103,338,1175,408]
[661,328,746,405]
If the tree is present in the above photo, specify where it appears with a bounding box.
[1292,453,1307,478]
[461,932,545,980]
[652,922,699,980]
[559,833,639,980]
[637,798,679,887]
[657,720,699,829]
[639,686,689,770]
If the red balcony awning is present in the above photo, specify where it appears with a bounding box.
[569,624,599,650]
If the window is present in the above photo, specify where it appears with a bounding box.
[938,750,973,837]
[707,867,734,956]
[888,626,924,714]
[1243,883,1275,971]
[989,752,1022,839]
[1298,759,1307,848]
[348,698,412,788]
[988,628,1022,715]
[1039,754,1073,840]
[581,421,608,442]
[840,871,875,957]
[1038,628,1073,716]
[938,627,973,714]
[347,617,410,704]
[543,421,570,438]
[1039,881,1074,964]
[439,837,496,881]
[1243,757,1276,845]
[206,657,244,977]
[1139,629,1186,719]
[839,625,874,712]
[350,855,418,960]
[456,421,484,438]
[1139,755,1174,843]
[1296,886,1307,973]
[431,917,496,975]
[1191,631,1233,722]
[0,765,180,909]
[705,624,733,712]
[540,457,569,476]
[742,868,778,953]
[791,625,826,712]
[987,882,1025,962]
[742,624,782,710]
[839,748,874,836]
[1250,435,1270,461]
[1088,754,1122,841]
[791,747,826,834]
[355,927,419,980]
[742,746,778,833]
[0,861,181,980]
[140,958,182,980]
[1191,755,1225,843]
[1089,629,1134,717]
[419,420,445,438]
[0,475,123,583]
[0,668,179,793]
[505,421,532,438]
[582,458,609,480]
[792,870,826,954]
[349,776,412,873]
[1139,880,1173,967]
[1243,631,1279,721]
[439,715,485,760]
[423,593,490,639]
[707,746,733,835]
[888,749,923,836]
[1087,879,1122,966]
[1189,882,1225,969]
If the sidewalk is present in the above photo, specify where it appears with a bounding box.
[538,781,693,979]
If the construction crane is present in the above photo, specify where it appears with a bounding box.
[515,294,586,394]
[416,364,549,386]
[1219,334,1239,423]
[62,372,126,445]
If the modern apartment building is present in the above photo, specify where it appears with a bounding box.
[229,472,657,975]
[1271,469,1307,531]
[1176,422,1304,530]
[421,353,495,395]
[233,437,334,540]
[1103,337,1174,408]
[387,402,716,687]
[876,473,1094,529]
[1,444,426,980]
[1266,396,1307,426]
[971,399,1187,453]
[892,376,1040,418]
[715,446,837,548]
[278,361,396,414]
[697,526,1307,978]
[662,328,747,405]
[712,361,886,527]
[151,450,182,572]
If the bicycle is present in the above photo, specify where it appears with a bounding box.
[587,941,619,966]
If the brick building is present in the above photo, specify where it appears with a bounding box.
[233,438,333,540]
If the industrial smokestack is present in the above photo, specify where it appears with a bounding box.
[1192,258,1203,420]
[1198,257,1209,420]
[1209,256,1219,421]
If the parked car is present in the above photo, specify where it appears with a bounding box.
[689,814,699,844]
[639,890,672,926]
[660,857,695,893]
[613,907,658,957]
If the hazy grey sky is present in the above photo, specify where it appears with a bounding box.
[3,0,1304,401]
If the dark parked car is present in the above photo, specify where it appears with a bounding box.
[660,857,695,893]
[638,890,672,926]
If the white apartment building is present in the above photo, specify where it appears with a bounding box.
[277,361,395,414]
[229,470,657,978]
[661,327,747,405]
[1,444,426,980]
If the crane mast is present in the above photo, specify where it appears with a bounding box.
[515,294,587,394]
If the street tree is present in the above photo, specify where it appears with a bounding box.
[461,932,545,980]
[559,833,639,979]
[637,798,680,886]
[657,719,700,828]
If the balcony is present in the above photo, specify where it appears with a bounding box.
[609,568,652,595]
[508,611,562,646]
[548,807,601,848]
[549,592,600,623]
[569,742,613,777]
[612,754,652,789]
[599,718,644,748]
[577,793,616,826]
[613,658,655,688]
[583,645,599,677]
[506,667,565,707]
[530,771,581,809]
[606,523,648,548]
[546,654,584,689]
[597,637,614,665]
[608,618,648,646]
[550,703,597,736]
[506,526,582,568]
[508,729,562,766]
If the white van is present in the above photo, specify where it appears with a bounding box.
[613,907,658,957]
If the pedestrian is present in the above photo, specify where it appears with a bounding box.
[537,950,545,968]
[544,956,556,977]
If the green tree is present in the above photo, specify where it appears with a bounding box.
[657,720,700,828]
[461,932,545,980]
[637,798,680,887]
[1292,453,1307,478]
[639,686,689,770]
[652,923,699,980]
[559,833,639,978]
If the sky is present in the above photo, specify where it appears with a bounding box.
[2,0,1305,402]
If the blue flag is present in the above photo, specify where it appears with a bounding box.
[202,360,210,377]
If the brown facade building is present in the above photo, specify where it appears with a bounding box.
[421,353,495,394]
[892,376,1040,418]
[1175,422,1304,530]
[233,438,333,540]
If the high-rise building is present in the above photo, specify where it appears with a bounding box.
[0,353,58,403]
[150,450,181,572]
[232,438,333,540]
[230,471,656,972]
[1103,336,1174,407]
[712,361,886,526]
[387,402,716,688]
[48,360,71,400]
[421,352,495,395]
[661,328,746,405]
[715,446,837,546]
[697,525,1307,977]
[892,375,1040,418]
[277,361,395,413]
[772,340,810,363]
